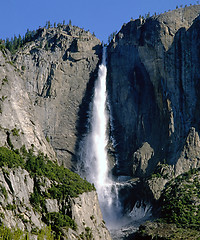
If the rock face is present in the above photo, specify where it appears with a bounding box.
[0,25,110,239]
[13,25,102,169]
[0,166,111,239]
[0,50,55,158]
[1,5,200,238]
[107,5,200,180]
[67,191,111,240]
[133,142,154,177]
[0,167,42,232]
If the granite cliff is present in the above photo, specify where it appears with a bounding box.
[107,4,200,192]
[106,5,200,238]
[0,25,111,239]
[0,4,200,239]
[12,25,102,169]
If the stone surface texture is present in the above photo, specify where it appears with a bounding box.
[107,5,200,182]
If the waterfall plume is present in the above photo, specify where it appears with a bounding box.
[78,47,120,226]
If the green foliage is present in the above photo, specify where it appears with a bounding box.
[1,19,76,55]
[0,96,7,102]
[149,163,170,179]
[2,28,39,54]
[80,227,93,240]
[0,146,94,238]
[0,212,5,219]
[37,226,54,240]
[0,145,94,197]
[57,23,62,30]
[6,203,16,211]
[11,128,20,137]
[25,150,94,237]
[46,21,52,29]
[0,184,8,200]
[0,224,28,240]
[6,60,15,67]
[21,66,25,71]
[30,184,46,212]
[0,40,5,51]
[46,136,50,143]
[45,42,50,51]
[25,152,95,196]
[161,168,200,230]
[6,132,14,150]
[151,173,162,178]
[85,227,93,240]
[20,145,28,156]
[0,223,54,239]
[2,76,8,85]
[17,214,29,223]
[145,12,150,18]
[0,147,24,168]
[108,31,117,43]
[44,212,77,238]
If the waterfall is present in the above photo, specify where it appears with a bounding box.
[78,47,152,234]
[78,47,120,227]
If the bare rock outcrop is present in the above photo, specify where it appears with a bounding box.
[0,25,109,239]
[107,5,200,181]
[12,25,102,169]
[0,166,111,239]
[133,142,154,177]
[66,191,111,240]
[0,50,55,158]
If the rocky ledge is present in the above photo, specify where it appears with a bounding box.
[0,147,111,239]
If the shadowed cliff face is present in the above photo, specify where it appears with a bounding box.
[107,5,200,177]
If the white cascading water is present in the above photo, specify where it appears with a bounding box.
[78,47,120,227]
[78,47,152,233]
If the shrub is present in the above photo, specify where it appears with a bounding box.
[0,147,24,168]
[25,151,95,196]
[85,227,93,240]
[6,203,16,211]
[11,128,20,136]
[21,66,25,71]
[161,168,200,230]
[0,184,8,199]
[46,136,50,143]
[0,146,95,238]
[44,212,77,237]
[2,76,8,84]
[0,223,54,239]
[0,224,27,240]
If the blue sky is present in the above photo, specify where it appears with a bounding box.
[0,0,199,43]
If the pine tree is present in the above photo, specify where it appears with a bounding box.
[47,21,51,29]
[18,34,22,48]
[25,29,32,42]
[13,35,18,50]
